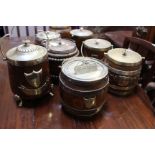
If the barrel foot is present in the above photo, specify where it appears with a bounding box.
[14,94,23,107]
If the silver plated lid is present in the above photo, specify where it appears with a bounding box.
[70,27,93,38]
[61,57,108,82]
[36,31,60,42]
[106,48,142,66]
[47,38,76,54]
[6,40,48,66]
[83,38,112,51]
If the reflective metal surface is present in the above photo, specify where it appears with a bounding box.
[108,65,141,76]
[18,78,50,96]
[83,38,112,51]
[61,57,108,82]
[36,31,60,42]
[106,48,142,66]
[6,40,48,66]
[24,69,42,88]
[70,27,93,38]
[83,96,96,109]
[45,38,76,54]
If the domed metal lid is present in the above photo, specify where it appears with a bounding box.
[83,38,112,51]
[47,38,77,54]
[70,27,93,38]
[36,31,60,41]
[106,48,142,66]
[61,57,108,82]
[6,40,47,66]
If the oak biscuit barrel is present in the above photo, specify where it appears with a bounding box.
[82,38,113,60]
[70,27,93,51]
[2,40,53,105]
[49,26,72,39]
[59,57,109,117]
[35,31,60,45]
[105,48,142,96]
[42,38,79,84]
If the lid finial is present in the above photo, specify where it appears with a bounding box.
[95,40,99,45]
[122,49,127,56]
[80,27,84,31]
[23,39,31,47]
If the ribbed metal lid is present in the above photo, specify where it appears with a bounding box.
[47,38,76,54]
[6,40,47,65]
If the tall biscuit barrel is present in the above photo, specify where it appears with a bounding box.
[105,48,142,96]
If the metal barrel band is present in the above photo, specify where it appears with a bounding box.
[59,75,109,95]
[108,65,141,76]
[61,100,105,117]
[48,49,79,62]
[109,84,136,91]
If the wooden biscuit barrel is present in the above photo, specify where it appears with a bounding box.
[1,39,53,106]
[105,48,142,96]
[82,38,113,60]
[59,57,109,117]
[70,27,93,51]
[42,38,79,84]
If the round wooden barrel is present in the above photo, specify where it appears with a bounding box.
[82,38,113,60]
[42,38,79,84]
[35,31,60,45]
[70,27,93,51]
[49,26,72,39]
[59,57,109,117]
[105,48,142,96]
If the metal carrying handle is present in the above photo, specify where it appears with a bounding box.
[80,42,85,57]
[39,30,50,49]
[0,34,10,60]
[126,48,145,60]
[0,26,15,61]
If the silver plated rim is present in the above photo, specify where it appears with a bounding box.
[61,57,108,82]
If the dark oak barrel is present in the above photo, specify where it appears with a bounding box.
[59,57,109,117]
[70,28,93,51]
[82,38,113,60]
[4,40,52,103]
[105,48,142,96]
[42,38,79,84]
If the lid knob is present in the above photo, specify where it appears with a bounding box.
[58,41,62,45]
[22,39,31,47]
[95,40,99,45]
[122,49,127,56]
[80,27,84,31]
